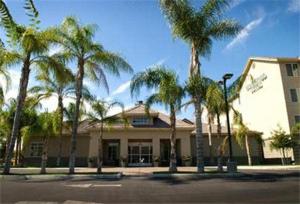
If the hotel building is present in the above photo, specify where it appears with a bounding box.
[230,57,300,164]
[23,102,262,167]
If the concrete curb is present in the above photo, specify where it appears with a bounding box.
[150,172,246,179]
[0,172,123,181]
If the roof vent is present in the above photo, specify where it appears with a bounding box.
[137,100,143,105]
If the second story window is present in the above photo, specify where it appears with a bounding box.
[286,64,299,77]
[132,117,150,125]
[290,89,298,102]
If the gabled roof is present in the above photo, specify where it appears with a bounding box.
[116,103,159,117]
[234,56,300,94]
[87,103,195,131]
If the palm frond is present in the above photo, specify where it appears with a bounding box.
[23,0,40,30]
[91,51,132,77]
[0,0,23,43]
[85,60,109,94]
[200,0,229,20]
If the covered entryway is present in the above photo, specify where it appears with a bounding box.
[160,139,181,166]
[103,139,120,166]
[128,140,153,167]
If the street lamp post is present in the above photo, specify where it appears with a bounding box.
[219,73,237,173]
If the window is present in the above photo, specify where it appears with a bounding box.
[30,143,43,157]
[286,64,300,76]
[286,64,293,76]
[295,115,300,124]
[132,117,150,125]
[290,88,300,102]
[108,143,118,161]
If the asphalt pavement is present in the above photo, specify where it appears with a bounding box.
[1,170,299,203]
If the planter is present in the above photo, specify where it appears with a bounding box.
[183,160,192,166]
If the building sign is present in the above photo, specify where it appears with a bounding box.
[246,73,267,94]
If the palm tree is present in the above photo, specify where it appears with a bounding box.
[206,82,227,171]
[233,110,253,165]
[160,0,241,172]
[0,42,11,109]
[87,100,125,173]
[205,81,224,165]
[0,0,64,174]
[64,102,86,130]
[0,97,40,165]
[29,70,94,166]
[130,65,185,172]
[31,111,59,174]
[55,16,132,174]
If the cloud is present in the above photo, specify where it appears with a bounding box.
[288,0,300,13]
[2,69,21,102]
[107,104,133,116]
[48,45,63,55]
[111,80,131,96]
[230,0,245,9]
[225,17,264,50]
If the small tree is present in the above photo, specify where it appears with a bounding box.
[270,126,296,165]
[131,66,184,172]
[87,100,125,173]
[31,111,59,174]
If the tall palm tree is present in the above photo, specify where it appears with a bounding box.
[55,17,132,174]
[0,42,11,109]
[130,65,185,172]
[160,0,241,172]
[29,70,94,166]
[87,100,125,173]
[0,0,65,174]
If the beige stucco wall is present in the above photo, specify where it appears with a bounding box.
[190,134,261,158]
[230,60,297,159]
[23,135,90,158]
[88,128,193,159]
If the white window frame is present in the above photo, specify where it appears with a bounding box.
[29,142,43,157]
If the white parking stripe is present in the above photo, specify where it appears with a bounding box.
[65,184,92,188]
[92,184,122,187]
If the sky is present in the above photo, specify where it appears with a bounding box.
[1,0,299,120]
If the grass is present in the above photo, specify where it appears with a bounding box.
[153,170,228,174]
[0,172,120,176]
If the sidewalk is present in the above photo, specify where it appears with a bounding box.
[2,165,300,176]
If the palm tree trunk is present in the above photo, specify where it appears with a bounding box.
[245,134,252,165]
[69,59,84,174]
[97,122,104,174]
[194,99,204,173]
[16,135,22,165]
[56,95,64,167]
[15,134,20,166]
[208,114,214,165]
[3,55,31,174]
[216,114,223,172]
[190,42,204,173]
[40,136,49,174]
[169,104,177,172]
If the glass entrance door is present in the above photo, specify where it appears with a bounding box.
[128,142,152,166]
